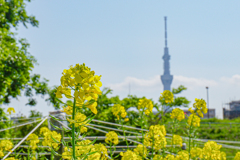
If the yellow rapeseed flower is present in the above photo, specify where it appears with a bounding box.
[56,63,102,114]
[133,144,148,158]
[138,98,153,115]
[153,155,162,160]
[193,98,208,118]
[165,154,176,160]
[159,90,174,104]
[92,143,109,160]
[0,140,13,151]
[67,112,88,133]
[144,125,167,150]
[190,147,203,159]
[7,107,15,115]
[105,131,119,145]
[5,158,18,160]
[62,140,109,160]
[62,147,72,159]
[187,114,200,127]
[26,133,39,150]
[40,127,62,149]
[172,135,183,147]
[188,107,194,114]
[234,152,240,160]
[75,140,92,156]
[170,108,185,121]
[85,101,98,114]
[176,150,189,160]
[40,127,49,135]
[112,104,127,120]
[61,106,73,115]
[202,141,226,160]
[120,150,142,160]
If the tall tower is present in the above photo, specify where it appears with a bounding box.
[161,17,173,91]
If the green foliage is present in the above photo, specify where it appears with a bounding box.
[172,85,187,94]
[97,87,121,110]
[0,0,39,29]
[0,107,11,138]
[0,0,60,109]
[29,109,43,118]
[84,86,190,134]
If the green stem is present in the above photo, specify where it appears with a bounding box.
[51,147,53,160]
[189,125,192,159]
[72,98,76,159]
[140,110,145,160]
[110,142,113,158]
[151,134,154,159]
[162,146,165,158]
[171,119,177,153]
[171,122,174,153]
[27,147,30,160]
[121,120,129,149]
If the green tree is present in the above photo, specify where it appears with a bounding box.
[0,0,60,109]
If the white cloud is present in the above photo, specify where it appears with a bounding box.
[108,75,219,92]
[173,75,218,90]
[220,74,240,86]
[108,76,162,92]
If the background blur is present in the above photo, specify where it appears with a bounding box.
[3,0,240,119]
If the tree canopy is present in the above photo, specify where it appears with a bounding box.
[0,0,60,108]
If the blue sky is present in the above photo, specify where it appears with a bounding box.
[3,0,240,119]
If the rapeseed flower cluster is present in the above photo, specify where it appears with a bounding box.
[187,98,207,127]
[202,141,226,160]
[138,98,153,115]
[154,151,189,160]
[190,147,203,159]
[172,135,183,147]
[133,144,148,158]
[234,152,240,160]
[0,140,13,158]
[189,141,227,160]
[120,150,142,160]
[105,131,119,145]
[170,108,185,121]
[40,127,62,149]
[68,112,88,133]
[153,155,163,160]
[175,150,189,160]
[112,104,127,120]
[159,90,174,103]
[190,98,208,118]
[144,125,167,150]
[187,114,201,127]
[26,133,39,150]
[152,154,177,160]
[56,63,102,114]
[62,140,108,160]
[7,107,15,115]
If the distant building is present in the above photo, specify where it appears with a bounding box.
[160,17,173,112]
[183,108,215,118]
[223,100,240,119]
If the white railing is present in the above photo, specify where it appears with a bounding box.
[2,114,240,159]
